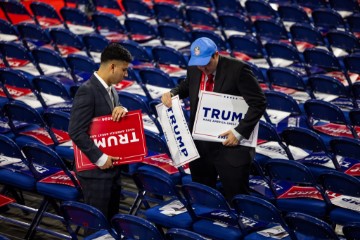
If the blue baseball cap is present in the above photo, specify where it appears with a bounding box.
[188,37,217,66]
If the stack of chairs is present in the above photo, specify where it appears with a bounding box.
[1,0,360,239]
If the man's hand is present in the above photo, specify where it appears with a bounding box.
[220,130,240,147]
[161,92,173,108]
[112,106,127,121]
[99,156,119,170]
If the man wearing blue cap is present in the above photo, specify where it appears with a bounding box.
[161,37,266,201]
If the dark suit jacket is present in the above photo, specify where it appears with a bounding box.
[69,74,121,178]
[171,55,266,139]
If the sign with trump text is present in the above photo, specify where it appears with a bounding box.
[193,92,258,147]
[156,96,199,167]
[74,110,146,172]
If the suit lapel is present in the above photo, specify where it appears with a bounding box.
[91,75,114,110]
[214,56,227,92]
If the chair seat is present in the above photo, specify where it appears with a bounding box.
[84,229,116,240]
[36,182,80,201]
[192,219,243,240]
[144,198,193,229]
[54,146,74,161]
[276,198,327,218]
[329,208,360,225]
[137,165,181,184]
[14,136,54,148]
[0,169,36,191]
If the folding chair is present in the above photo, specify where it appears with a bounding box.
[253,19,290,44]
[244,0,279,22]
[32,76,73,113]
[122,0,156,22]
[0,18,19,42]
[60,7,95,35]
[16,22,53,51]
[213,0,244,15]
[153,2,186,25]
[343,223,360,240]
[182,0,214,10]
[63,0,94,11]
[130,170,193,230]
[157,23,192,52]
[49,28,89,58]
[304,99,357,144]
[166,228,208,240]
[82,33,110,63]
[22,143,83,239]
[318,170,360,225]
[312,9,347,34]
[247,62,269,90]
[181,182,243,240]
[232,194,292,240]
[349,108,360,130]
[66,54,98,83]
[0,41,42,77]
[218,13,252,39]
[265,159,329,219]
[0,0,36,25]
[281,126,341,177]
[124,18,159,45]
[185,7,220,32]
[328,0,360,17]
[264,90,308,133]
[0,68,43,110]
[285,212,340,240]
[346,13,360,38]
[111,213,165,239]
[326,30,360,57]
[290,23,329,52]
[92,11,128,42]
[60,201,117,240]
[92,0,125,18]
[29,2,65,29]
[296,0,329,11]
[266,67,313,103]
[344,53,360,87]
[308,75,356,110]
[120,39,154,70]
[277,5,312,30]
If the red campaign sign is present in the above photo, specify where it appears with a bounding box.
[345,163,360,177]
[114,80,134,91]
[0,194,15,207]
[104,33,128,42]
[131,34,153,42]
[272,85,297,95]
[4,84,32,98]
[143,153,180,174]
[324,71,360,85]
[37,17,62,27]
[6,58,30,68]
[257,139,267,145]
[57,46,80,56]
[20,128,70,145]
[232,52,252,61]
[278,186,324,200]
[295,41,315,52]
[159,64,184,74]
[39,170,79,187]
[259,83,270,91]
[74,110,147,172]
[313,123,355,138]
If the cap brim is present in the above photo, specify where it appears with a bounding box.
[188,55,211,66]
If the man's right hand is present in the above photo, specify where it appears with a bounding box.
[99,156,119,170]
[161,92,173,108]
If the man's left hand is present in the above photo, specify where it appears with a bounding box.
[112,106,127,121]
[220,130,239,146]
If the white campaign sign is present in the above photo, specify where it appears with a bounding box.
[156,96,200,167]
[193,91,259,147]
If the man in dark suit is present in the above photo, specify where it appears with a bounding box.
[161,37,266,201]
[69,43,132,220]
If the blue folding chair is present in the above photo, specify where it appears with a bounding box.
[296,0,329,10]
[265,159,329,219]
[312,9,347,34]
[290,23,328,52]
[124,18,159,44]
[82,33,110,63]
[343,223,360,240]
[60,7,95,35]
[157,22,192,54]
[22,143,82,239]
[253,19,290,44]
[60,201,117,240]
[277,5,312,28]
[329,0,360,14]
[111,213,165,239]
[0,18,19,42]
[120,39,154,69]
[346,13,360,37]
[0,0,36,25]
[0,41,42,77]
[122,0,156,20]
[16,22,53,51]
[281,126,341,177]
[185,6,220,31]
[318,170,360,225]
[218,13,252,39]
[245,0,279,21]
[232,194,292,240]
[92,0,124,18]
[66,54,98,83]
[285,212,340,240]
[92,11,128,42]
[344,53,360,87]
[153,2,186,25]
[326,30,360,57]
[166,228,208,240]
[130,170,193,230]
[29,2,65,29]
[349,108,360,129]
[213,0,244,15]
[182,0,214,10]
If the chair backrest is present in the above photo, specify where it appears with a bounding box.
[326,30,360,55]
[318,170,360,197]
[0,18,19,38]
[254,19,289,41]
[166,228,207,240]
[0,0,35,25]
[343,223,360,240]
[264,42,302,64]
[111,213,165,240]
[330,137,360,160]
[349,108,360,127]
[82,33,110,54]
[120,39,153,63]
[191,29,228,51]
[32,76,72,101]
[267,67,309,92]
[158,22,192,43]
[308,75,351,99]
[60,7,94,28]
[144,129,170,155]
[29,2,63,25]
[278,4,311,25]
[228,35,264,58]
[43,110,71,132]
[290,23,326,47]
[153,3,186,25]
[92,11,127,33]
[218,13,252,35]
[213,0,243,14]
[66,54,98,82]
[139,67,176,88]
[285,212,340,240]
[264,90,303,115]
[0,68,35,101]
[60,201,116,240]
[304,99,349,125]
[182,0,214,9]
[118,91,152,115]
[16,22,52,49]
[49,28,86,52]
[122,0,155,19]
[346,13,360,34]
[124,17,158,39]
[152,45,188,68]
[329,0,360,12]
[0,134,28,166]
[344,53,360,75]
[32,47,70,70]
[185,6,219,30]
[312,9,346,32]
[245,0,278,20]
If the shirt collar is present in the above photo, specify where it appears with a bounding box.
[94,72,111,91]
